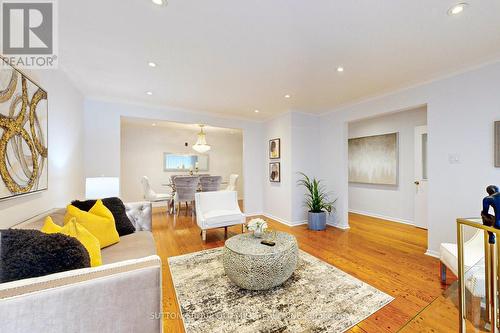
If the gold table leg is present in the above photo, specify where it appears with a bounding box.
[486,231,492,325]
[458,223,466,333]
[491,243,498,332]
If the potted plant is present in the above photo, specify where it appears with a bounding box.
[297,172,337,231]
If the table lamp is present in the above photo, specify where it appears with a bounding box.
[85,177,119,199]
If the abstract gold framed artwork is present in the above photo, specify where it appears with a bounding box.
[0,58,48,200]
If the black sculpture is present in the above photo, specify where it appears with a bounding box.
[482,185,500,244]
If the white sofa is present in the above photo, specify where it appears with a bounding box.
[195,191,245,241]
[0,202,162,333]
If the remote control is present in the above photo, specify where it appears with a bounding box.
[260,240,276,246]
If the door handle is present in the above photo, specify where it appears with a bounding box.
[414,181,420,185]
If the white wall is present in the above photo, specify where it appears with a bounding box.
[291,112,320,223]
[0,70,85,227]
[120,121,243,202]
[262,112,320,225]
[348,107,427,225]
[84,100,263,214]
[263,113,292,223]
[319,61,500,255]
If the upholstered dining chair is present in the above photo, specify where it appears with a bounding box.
[140,176,172,210]
[225,174,239,191]
[172,176,199,215]
[199,176,222,192]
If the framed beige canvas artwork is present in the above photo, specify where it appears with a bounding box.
[348,133,398,185]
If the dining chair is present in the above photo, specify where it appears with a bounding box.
[225,174,239,191]
[199,176,222,192]
[140,176,172,211]
[172,176,199,215]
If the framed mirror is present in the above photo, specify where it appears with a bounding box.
[163,153,209,171]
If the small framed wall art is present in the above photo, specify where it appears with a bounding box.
[269,138,280,159]
[269,162,280,183]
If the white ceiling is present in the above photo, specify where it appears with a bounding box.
[60,0,500,119]
[121,117,242,134]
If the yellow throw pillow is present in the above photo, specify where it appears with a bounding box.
[64,201,120,248]
[89,199,115,223]
[41,216,62,234]
[42,217,102,267]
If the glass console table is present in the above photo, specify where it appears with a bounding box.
[457,218,499,333]
[398,218,493,332]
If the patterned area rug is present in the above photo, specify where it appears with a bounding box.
[168,248,393,333]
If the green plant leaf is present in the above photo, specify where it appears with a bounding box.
[297,172,337,214]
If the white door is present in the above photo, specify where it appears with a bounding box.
[414,125,428,229]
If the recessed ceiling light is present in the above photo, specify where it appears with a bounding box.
[448,3,468,15]
[146,91,153,96]
[148,61,157,68]
[284,94,291,99]
[151,0,166,6]
[337,66,344,72]
[254,109,260,113]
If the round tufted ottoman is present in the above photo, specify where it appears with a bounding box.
[223,231,298,290]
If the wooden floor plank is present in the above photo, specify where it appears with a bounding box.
[152,207,462,332]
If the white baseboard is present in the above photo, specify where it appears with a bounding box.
[246,212,345,229]
[244,212,263,217]
[425,249,440,259]
[349,209,417,227]
[261,213,307,227]
[327,222,351,230]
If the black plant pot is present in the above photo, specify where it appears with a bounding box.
[308,211,326,231]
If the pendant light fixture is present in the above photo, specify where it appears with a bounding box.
[192,125,211,153]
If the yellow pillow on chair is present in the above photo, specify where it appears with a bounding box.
[64,200,120,248]
[42,216,102,267]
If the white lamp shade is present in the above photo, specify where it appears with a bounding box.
[85,177,119,199]
[192,125,211,153]
[192,143,211,153]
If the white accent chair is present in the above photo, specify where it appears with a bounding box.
[439,230,484,283]
[440,230,485,322]
[140,176,172,209]
[225,174,239,191]
[195,191,245,242]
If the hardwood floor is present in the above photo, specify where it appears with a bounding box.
[152,207,461,332]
